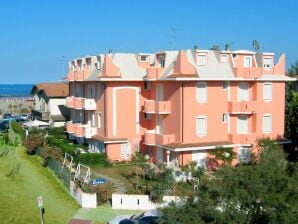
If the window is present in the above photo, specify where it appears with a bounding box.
[232,53,237,58]
[238,82,249,101]
[238,147,251,163]
[196,82,207,103]
[144,113,152,120]
[196,116,207,136]
[244,56,252,68]
[144,81,151,90]
[96,56,101,70]
[221,54,228,63]
[237,115,248,134]
[157,55,165,68]
[98,112,101,128]
[222,81,228,90]
[263,57,273,69]
[121,143,131,159]
[86,58,91,70]
[197,54,207,66]
[263,114,272,133]
[222,113,228,123]
[263,82,272,101]
[140,55,148,62]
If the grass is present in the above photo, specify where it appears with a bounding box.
[0,145,79,224]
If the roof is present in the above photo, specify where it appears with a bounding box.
[165,141,234,151]
[32,82,69,97]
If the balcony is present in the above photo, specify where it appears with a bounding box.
[67,71,75,81]
[84,98,96,110]
[74,70,90,81]
[66,122,76,133]
[73,97,84,109]
[145,67,165,80]
[228,133,257,145]
[66,96,74,108]
[144,100,171,114]
[144,131,175,146]
[84,126,97,138]
[74,124,84,138]
[228,101,256,114]
[233,67,262,79]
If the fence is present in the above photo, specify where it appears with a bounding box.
[112,194,181,210]
[36,147,71,189]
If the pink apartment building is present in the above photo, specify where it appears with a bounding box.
[65,48,293,170]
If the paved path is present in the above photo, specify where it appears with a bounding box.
[68,219,91,224]
[93,172,127,194]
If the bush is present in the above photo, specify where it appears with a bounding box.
[41,145,63,167]
[48,127,65,136]
[47,136,76,155]
[23,134,44,155]
[10,121,25,138]
[75,153,107,166]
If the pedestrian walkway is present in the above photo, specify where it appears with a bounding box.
[93,172,127,194]
[68,219,91,224]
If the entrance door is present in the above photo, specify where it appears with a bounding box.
[192,150,207,168]
[156,147,164,164]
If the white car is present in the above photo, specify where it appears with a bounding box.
[108,210,159,224]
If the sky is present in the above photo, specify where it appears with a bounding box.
[0,0,297,84]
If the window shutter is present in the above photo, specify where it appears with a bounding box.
[196,117,206,136]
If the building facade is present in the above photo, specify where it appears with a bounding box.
[31,83,69,127]
[65,49,293,169]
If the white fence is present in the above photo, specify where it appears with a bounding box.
[69,181,97,208]
[112,193,181,210]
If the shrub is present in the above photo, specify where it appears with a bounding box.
[75,153,107,166]
[23,134,44,155]
[47,136,76,155]
[41,145,63,166]
[48,127,65,136]
[10,121,25,139]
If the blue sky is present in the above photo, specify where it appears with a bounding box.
[0,0,297,84]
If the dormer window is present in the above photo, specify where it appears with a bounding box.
[70,61,75,71]
[244,56,252,68]
[263,57,273,69]
[221,54,228,63]
[86,58,91,70]
[77,60,82,71]
[197,53,207,66]
[157,55,165,68]
[95,56,101,70]
[140,55,149,62]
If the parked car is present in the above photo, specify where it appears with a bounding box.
[108,210,159,224]
[3,113,12,120]
[19,114,29,121]
[0,120,9,132]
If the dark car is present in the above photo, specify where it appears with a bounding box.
[3,113,12,120]
[0,120,9,132]
[119,216,158,224]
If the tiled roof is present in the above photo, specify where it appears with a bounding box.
[34,82,69,97]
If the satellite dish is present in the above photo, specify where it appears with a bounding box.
[252,40,260,51]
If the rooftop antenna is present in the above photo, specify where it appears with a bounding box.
[252,40,260,51]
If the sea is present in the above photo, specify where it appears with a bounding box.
[0,84,33,97]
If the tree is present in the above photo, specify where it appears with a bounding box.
[159,139,298,224]
[285,61,298,160]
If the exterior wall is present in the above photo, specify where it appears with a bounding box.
[48,98,66,115]
[112,193,180,210]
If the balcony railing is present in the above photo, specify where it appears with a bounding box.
[66,122,76,133]
[233,67,262,79]
[144,100,171,114]
[228,101,256,114]
[84,126,97,138]
[228,133,257,145]
[73,97,84,109]
[74,124,84,138]
[144,131,175,145]
[84,98,96,110]
[66,96,74,108]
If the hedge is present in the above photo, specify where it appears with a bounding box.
[75,153,107,166]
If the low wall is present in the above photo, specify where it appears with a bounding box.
[70,181,97,208]
[112,193,180,210]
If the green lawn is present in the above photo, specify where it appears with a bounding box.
[0,145,79,224]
